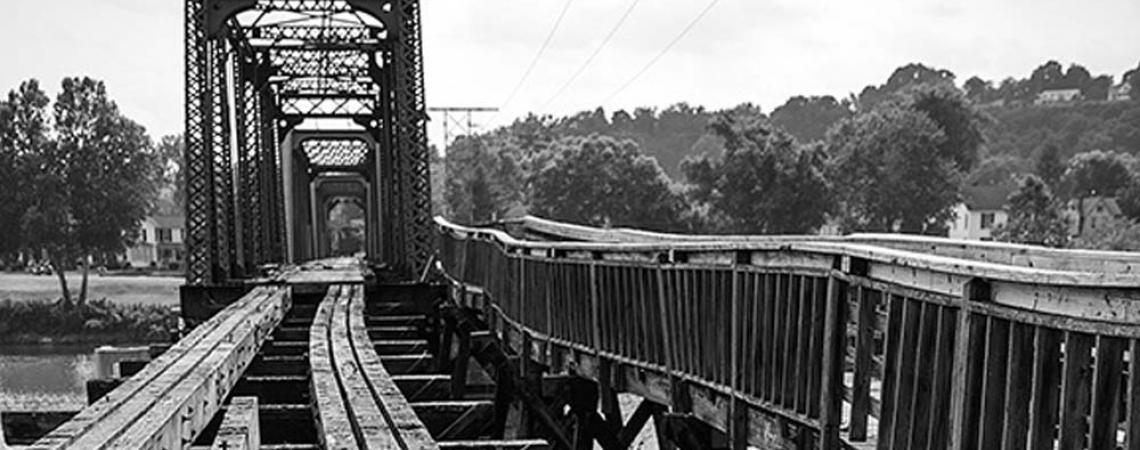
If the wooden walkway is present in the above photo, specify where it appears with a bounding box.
[29,286,290,450]
[26,258,549,450]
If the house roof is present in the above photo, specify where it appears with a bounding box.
[1067,196,1122,217]
[151,215,185,229]
[962,183,1016,211]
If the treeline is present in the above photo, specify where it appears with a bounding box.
[438,82,984,236]
[437,59,1140,247]
[963,60,1139,105]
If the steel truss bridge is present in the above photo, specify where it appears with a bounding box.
[15,1,1140,449]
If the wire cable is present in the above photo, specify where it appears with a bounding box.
[601,0,722,105]
[540,0,643,111]
[498,0,576,112]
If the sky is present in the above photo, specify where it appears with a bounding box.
[1,0,1138,148]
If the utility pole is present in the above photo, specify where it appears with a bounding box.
[428,107,499,156]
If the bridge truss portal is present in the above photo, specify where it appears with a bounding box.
[185,0,433,285]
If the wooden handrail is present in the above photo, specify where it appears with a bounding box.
[496,215,1140,274]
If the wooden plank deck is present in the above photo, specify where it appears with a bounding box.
[29,286,290,450]
[276,258,369,285]
[27,258,561,450]
[209,397,259,450]
[310,284,438,450]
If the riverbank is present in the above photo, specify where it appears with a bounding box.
[0,272,180,307]
[0,299,176,346]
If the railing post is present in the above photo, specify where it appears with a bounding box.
[656,265,675,375]
[518,255,526,335]
[818,256,846,450]
[729,268,749,449]
[948,278,988,450]
[589,262,601,352]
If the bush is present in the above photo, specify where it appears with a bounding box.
[0,298,176,345]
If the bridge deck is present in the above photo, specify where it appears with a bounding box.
[29,259,551,450]
[31,212,1140,449]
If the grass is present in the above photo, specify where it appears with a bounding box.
[0,272,181,306]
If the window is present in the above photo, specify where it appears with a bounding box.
[140,229,147,243]
[157,228,173,243]
[980,213,995,229]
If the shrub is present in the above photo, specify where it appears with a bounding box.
[0,298,176,345]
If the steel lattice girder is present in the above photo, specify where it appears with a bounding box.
[185,0,432,285]
[301,138,370,168]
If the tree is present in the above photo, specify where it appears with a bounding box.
[682,112,832,234]
[22,77,160,305]
[968,156,1028,186]
[1030,60,1065,92]
[0,80,51,264]
[963,76,989,103]
[1035,143,1064,189]
[1062,64,1092,90]
[769,95,853,143]
[155,134,185,212]
[1061,150,1135,199]
[1125,61,1140,101]
[857,63,956,109]
[992,175,1069,247]
[897,83,986,172]
[529,135,685,231]
[827,105,959,234]
[1084,75,1113,101]
[0,101,16,263]
[1117,179,1140,221]
[443,135,525,224]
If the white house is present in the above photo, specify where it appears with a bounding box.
[948,184,1016,241]
[1035,88,1082,105]
[126,214,185,269]
[1108,82,1132,102]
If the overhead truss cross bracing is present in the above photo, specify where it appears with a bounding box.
[185,0,432,285]
[302,138,370,169]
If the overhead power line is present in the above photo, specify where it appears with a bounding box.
[602,0,722,105]
[428,106,499,155]
[540,0,643,111]
[497,0,576,112]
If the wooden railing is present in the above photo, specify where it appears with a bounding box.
[436,216,1140,450]
[505,214,1140,273]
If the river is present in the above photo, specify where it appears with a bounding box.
[0,345,95,412]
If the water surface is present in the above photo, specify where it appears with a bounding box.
[0,345,95,412]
